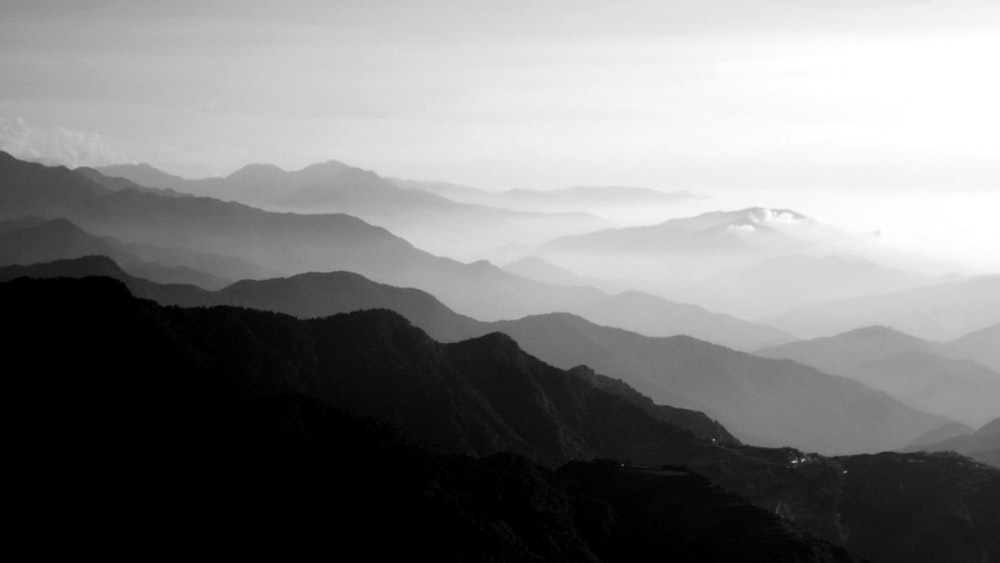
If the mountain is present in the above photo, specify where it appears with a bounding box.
[940,323,1000,372]
[95,160,611,258]
[766,277,1000,341]
[4,255,948,455]
[488,314,952,454]
[655,254,932,319]
[541,207,825,256]
[757,326,1000,427]
[905,418,1000,469]
[391,178,698,215]
[3,152,796,351]
[519,207,938,319]
[906,422,976,449]
[5,275,997,563]
[0,217,230,289]
[502,256,592,287]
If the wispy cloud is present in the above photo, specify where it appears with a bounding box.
[0,115,127,167]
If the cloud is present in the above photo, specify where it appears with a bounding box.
[0,116,127,167]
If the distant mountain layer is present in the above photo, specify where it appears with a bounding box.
[2,152,789,351]
[541,207,823,256]
[2,255,951,456]
[940,323,1000,372]
[0,217,239,289]
[391,178,698,213]
[95,160,611,257]
[767,278,1000,341]
[5,275,997,563]
[757,326,1000,427]
[905,418,1000,469]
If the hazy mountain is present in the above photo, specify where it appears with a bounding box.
[656,254,933,319]
[905,418,1000,469]
[490,314,952,454]
[392,178,698,214]
[0,215,273,287]
[502,256,592,287]
[0,217,230,289]
[907,422,976,449]
[6,275,996,563]
[93,162,196,192]
[13,255,949,455]
[96,160,611,258]
[757,326,1000,427]
[2,152,794,350]
[940,323,1000,372]
[541,207,824,256]
[766,277,1000,341]
[75,166,190,197]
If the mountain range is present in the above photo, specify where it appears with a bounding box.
[905,418,1000,469]
[96,160,611,258]
[758,326,1000,427]
[2,254,957,455]
[1,152,796,351]
[765,277,1000,341]
[390,178,700,216]
[4,274,996,563]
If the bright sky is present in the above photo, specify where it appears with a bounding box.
[1,0,998,268]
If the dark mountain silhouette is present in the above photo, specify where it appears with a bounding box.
[904,418,1000,469]
[4,276,996,563]
[2,255,948,454]
[940,323,1000,372]
[0,256,731,444]
[2,152,790,351]
[0,217,229,288]
[757,326,1000,426]
[95,159,611,257]
[766,276,1000,341]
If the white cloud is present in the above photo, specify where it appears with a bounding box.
[0,115,127,167]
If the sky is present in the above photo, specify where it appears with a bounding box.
[1,0,999,268]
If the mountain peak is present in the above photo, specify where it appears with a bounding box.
[227,163,285,179]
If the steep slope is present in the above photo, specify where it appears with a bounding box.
[758,326,1000,426]
[4,275,996,563]
[766,277,1000,341]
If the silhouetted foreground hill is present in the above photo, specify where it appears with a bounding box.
[0,255,949,455]
[4,277,997,562]
[5,276,852,561]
